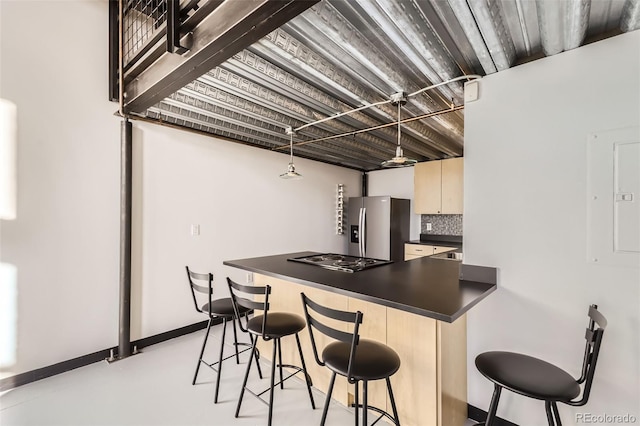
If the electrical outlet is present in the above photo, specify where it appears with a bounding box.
[426,223,432,231]
[190,224,200,236]
[246,272,253,283]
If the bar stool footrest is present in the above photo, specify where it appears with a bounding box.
[201,345,255,372]
[350,403,399,426]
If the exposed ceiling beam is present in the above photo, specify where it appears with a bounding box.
[123,0,319,114]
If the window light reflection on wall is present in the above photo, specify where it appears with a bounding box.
[0,98,17,372]
[0,98,17,220]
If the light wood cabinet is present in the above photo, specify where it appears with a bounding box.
[414,158,463,214]
[253,273,468,426]
[405,243,456,260]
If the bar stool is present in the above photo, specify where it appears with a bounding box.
[300,292,401,426]
[186,267,261,403]
[227,277,315,426]
[474,304,607,426]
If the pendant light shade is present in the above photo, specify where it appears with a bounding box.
[280,127,302,179]
[382,94,417,168]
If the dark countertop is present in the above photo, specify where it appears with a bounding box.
[408,234,463,249]
[223,252,496,323]
[407,240,462,249]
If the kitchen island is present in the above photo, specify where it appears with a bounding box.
[224,252,496,426]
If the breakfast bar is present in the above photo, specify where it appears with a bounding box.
[224,252,497,426]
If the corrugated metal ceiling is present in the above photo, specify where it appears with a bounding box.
[123,0,640,172]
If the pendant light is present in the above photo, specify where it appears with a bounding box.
[382,92,417,168]
[280,126,302,179]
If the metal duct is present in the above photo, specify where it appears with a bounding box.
[564,0,591,50]
[621,0,640,32]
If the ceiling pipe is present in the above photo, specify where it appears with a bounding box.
[279,104,465,150]
[293,75,480,134]
[466,0,516,71]
[564,0,591,50]
[537,0,590,55]
[620,0,640,32]
[536,0,565,56]
[446,0,498,74]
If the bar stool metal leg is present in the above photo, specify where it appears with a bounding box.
[277,339,284,390]
[295,333,315,408]
[235,337,257,418]
[192,318,212,385]
[545,401,555,425]
[551,401,562,426]
[354,381,359,426]
[231,316,240,364]
[213,317,227,403]
[486,384,502,426]
[363,380,368,426]
[250,334,264,379]
[386,377,401,425]
[321,372,337,426]
[267,339,278,426]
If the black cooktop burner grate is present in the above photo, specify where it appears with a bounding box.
[288,253,393,272]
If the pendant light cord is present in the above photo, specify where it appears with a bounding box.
[289,131,294,163]
[397,102,401,147]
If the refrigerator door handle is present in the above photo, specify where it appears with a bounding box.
[357,208,363,258]
[361,207,366,258]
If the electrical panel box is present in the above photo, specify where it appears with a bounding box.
[587,126,640,267]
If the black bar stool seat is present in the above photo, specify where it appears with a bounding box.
[301,292,401,426]
[204,298,250,318]
[323,339,400,381]
[247,312,307,337]
[474,304,607,426]
[476,351,580,401]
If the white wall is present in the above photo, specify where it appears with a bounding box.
[1,1,121,377]
[0,1,360,376]
[130,123,361,339]
[367,167,421,240]
[464,31,640,425]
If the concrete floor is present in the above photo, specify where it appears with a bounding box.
[0,324,477,426]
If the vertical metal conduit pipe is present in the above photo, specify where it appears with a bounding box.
[361,172,368,197]
[118,118,133,359]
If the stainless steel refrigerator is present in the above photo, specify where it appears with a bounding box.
[348,196,410,262]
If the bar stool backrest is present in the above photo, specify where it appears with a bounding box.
[185,266,213,316]
[300,292,363,384]
[570,304,607,406]
[227,277,272,340]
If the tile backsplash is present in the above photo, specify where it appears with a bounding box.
[421,214,463,236]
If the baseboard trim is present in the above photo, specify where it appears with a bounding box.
[0,319,214,392]
[468,404,519,426]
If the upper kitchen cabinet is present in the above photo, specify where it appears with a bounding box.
[414,158,464,214]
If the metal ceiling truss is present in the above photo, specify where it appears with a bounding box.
[113,0,640,172]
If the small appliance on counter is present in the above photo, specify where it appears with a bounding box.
[288,253,393,273]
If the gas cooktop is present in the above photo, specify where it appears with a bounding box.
[288,253,393,273]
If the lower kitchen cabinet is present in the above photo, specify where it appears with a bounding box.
[405,243,456,260]
[254,274,467,426]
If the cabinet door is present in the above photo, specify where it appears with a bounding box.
[441,158,463,214]
[387,307,438,426]
[414,161,442,214]
[404,243,434,260]
[347,298,388,415]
